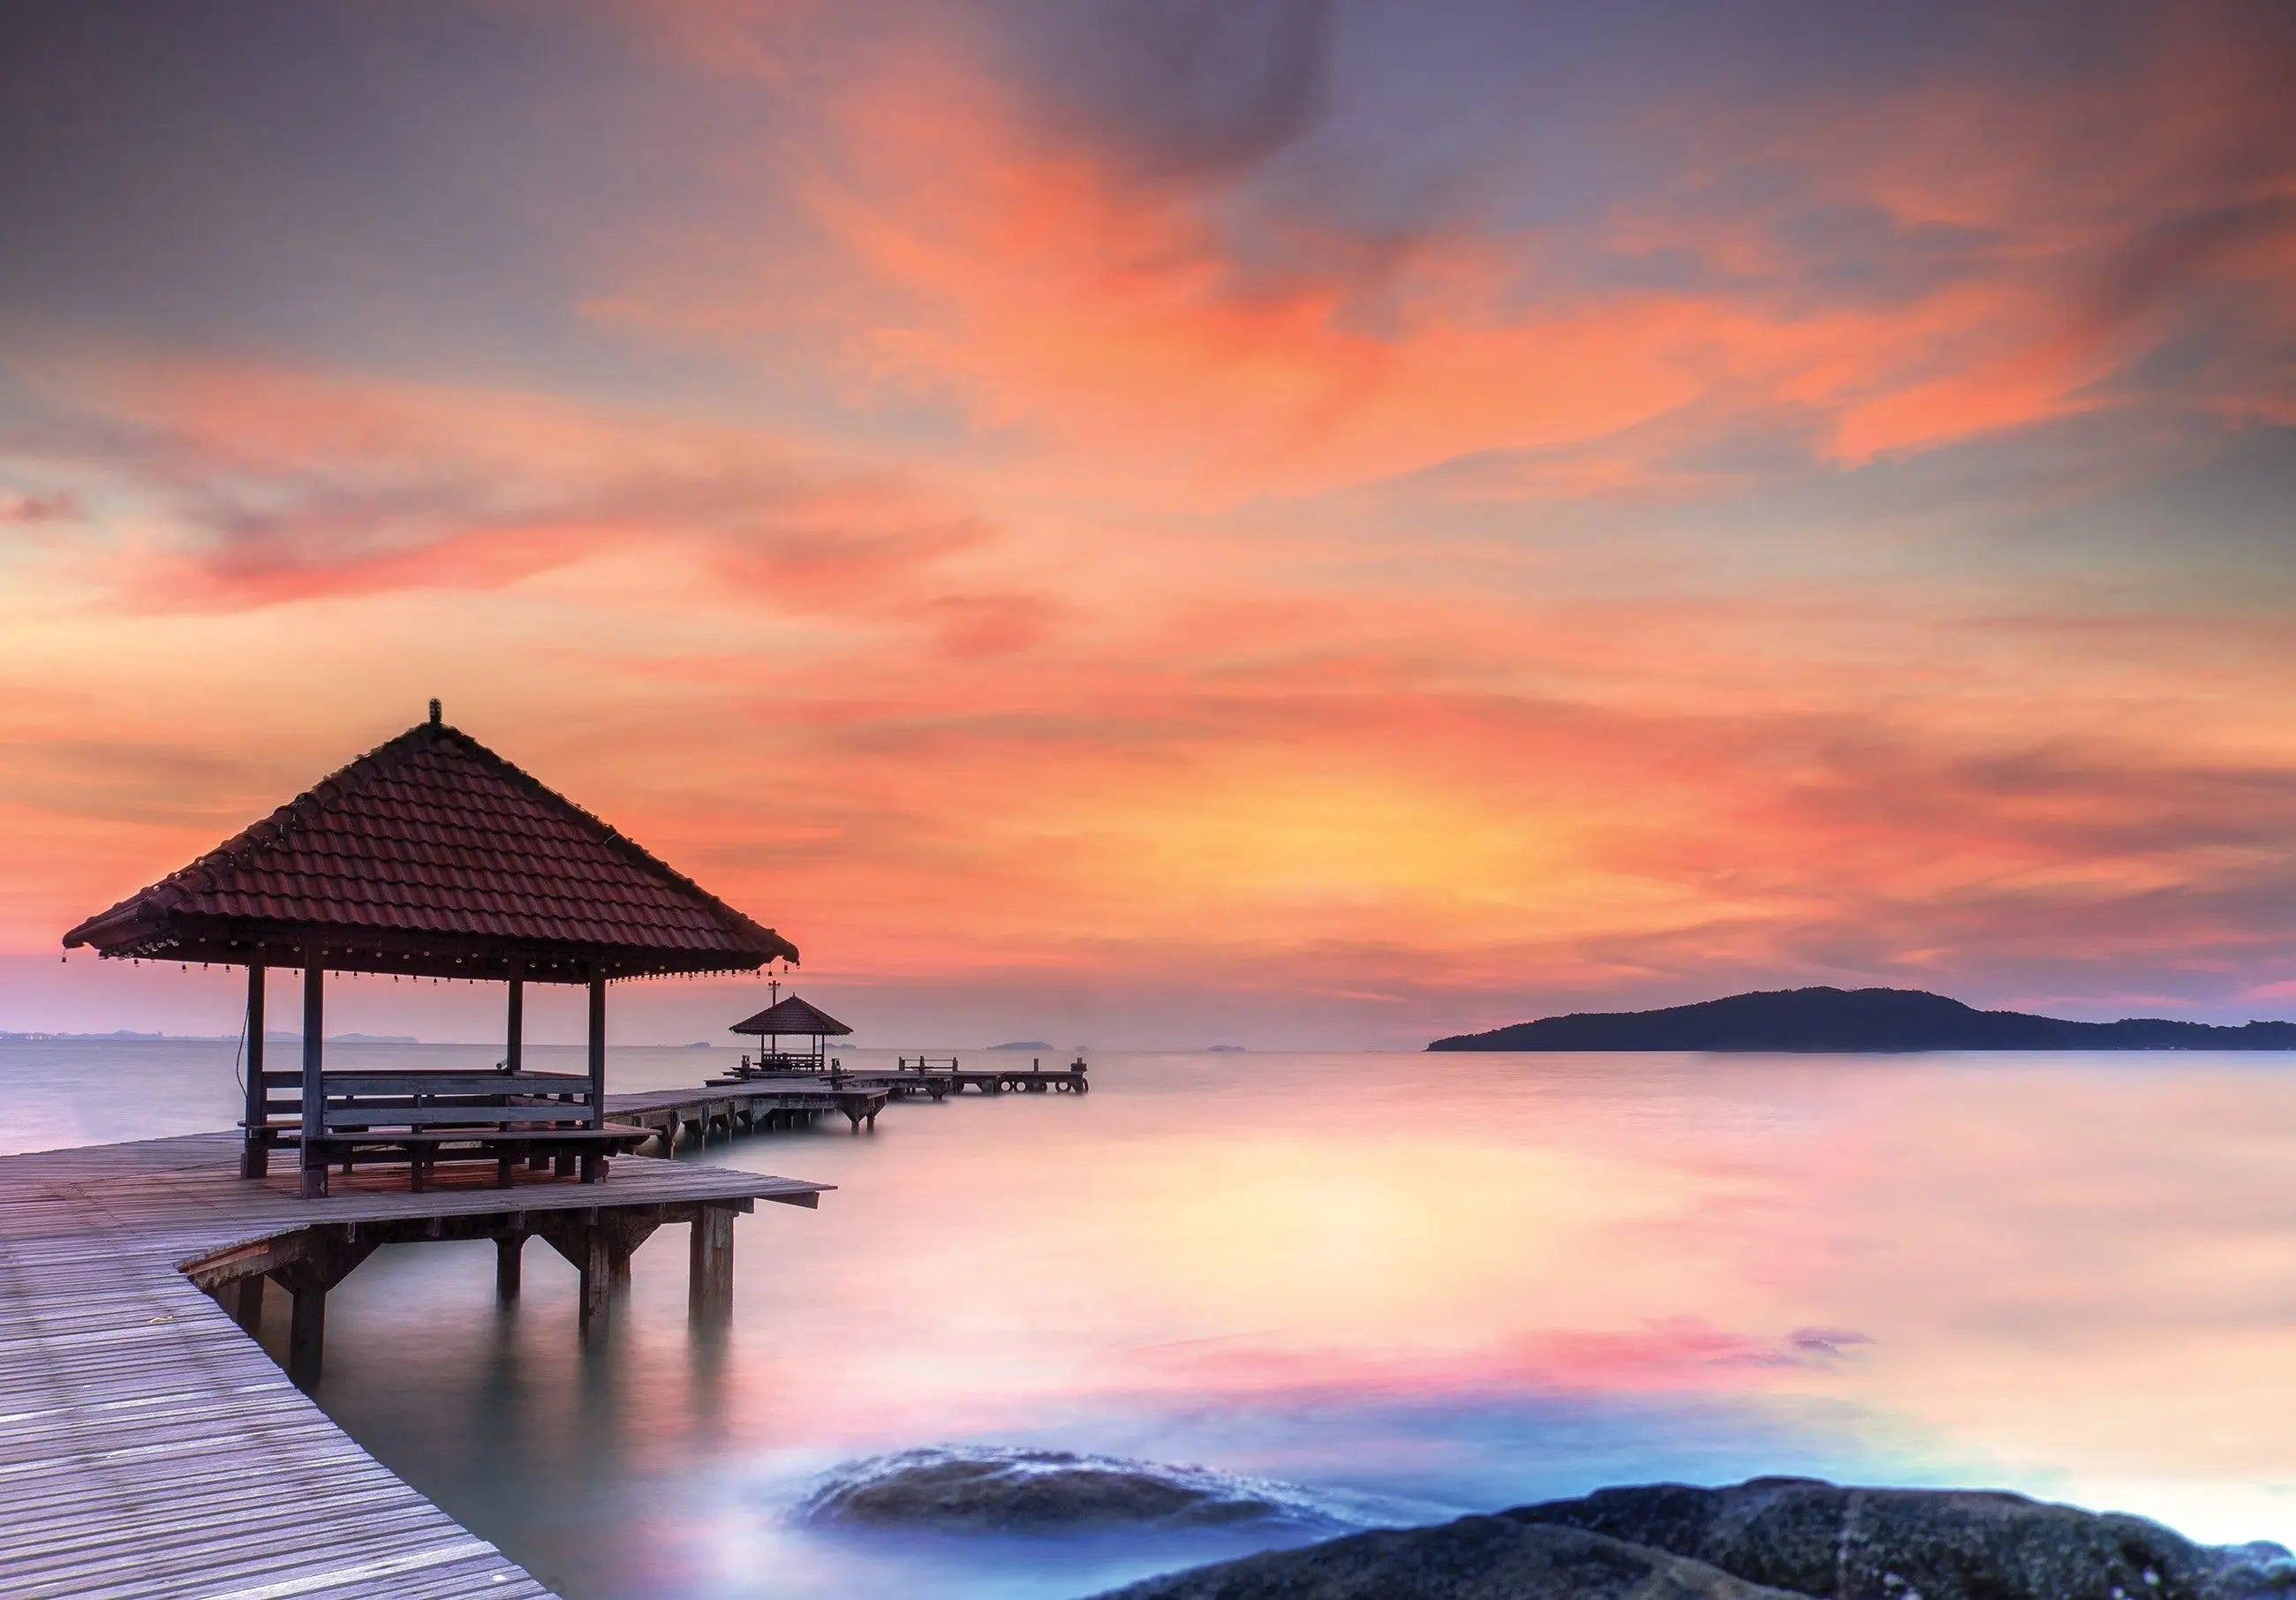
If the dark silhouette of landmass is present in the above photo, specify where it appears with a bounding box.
[1426,986,2296,1052]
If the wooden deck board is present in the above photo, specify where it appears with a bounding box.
[0,1128,829,1599]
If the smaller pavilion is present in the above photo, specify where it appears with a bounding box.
[729,987,852,1077]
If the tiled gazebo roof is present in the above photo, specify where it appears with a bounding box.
[62,708,797,983]
[729,994,851,1038]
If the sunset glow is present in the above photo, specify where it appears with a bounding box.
[4,2,2292,1045]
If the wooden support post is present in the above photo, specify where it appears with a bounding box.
[298,956,326,1199]
[690,1205,735,1326]
[576,1226,611,1345]
[586,973,607,1130]
[535,1213,657,1346]
[505,969,525,1074]
[230,1274,264,1332]
[273,1231,377,1386]
[495,1234,525,1302]
[287,1280,326,1390]
[241,963,268,1179]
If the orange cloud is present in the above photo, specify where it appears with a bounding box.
[6,4,2295,1039]
[587,5,2296,499]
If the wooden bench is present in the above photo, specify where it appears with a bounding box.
[308,1124,652,1191]
[250,1068,642,1196]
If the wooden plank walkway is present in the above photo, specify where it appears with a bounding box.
[0,1131,827,1600]
[709,1065,1091,1098]
[602,1083,889,1146]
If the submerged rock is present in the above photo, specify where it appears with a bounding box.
[1094,1514,1810,1599]
[1502,1478,2296,1600]
[797,1445,1408,1535]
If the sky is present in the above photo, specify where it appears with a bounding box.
[2,0,2293,1049]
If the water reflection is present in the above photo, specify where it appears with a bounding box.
[6,1041,2296,1595]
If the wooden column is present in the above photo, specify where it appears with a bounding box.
[586,974,607,1129]
[536,1214,656,1346]
[576,1226,612,1345]
[230,1275,264,1332]
[274,1234,376,1390]
[298,956,326,1200]
[689,1204,735,1327]
[240,963,268,1179]
[495,1234,525,1302]
[504,969,524,1073]
[287,1279,327,1389]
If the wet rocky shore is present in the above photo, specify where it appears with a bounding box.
[1095,1477,2296,1600]
[799,1452,2296,1599]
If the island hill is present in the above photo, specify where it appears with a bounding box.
[1428,985,2296,1052]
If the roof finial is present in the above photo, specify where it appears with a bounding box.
[428,698,442,727]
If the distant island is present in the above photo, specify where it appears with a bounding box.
[1427,986,2296,1052]
[987,1040,1054,1051]
[1205,1045,1248,1053]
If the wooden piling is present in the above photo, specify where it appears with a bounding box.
[690,1204,735,1325]
[495,1234,525,1302]
[286,1279,326,1389]
[575,1226,612,1344]
[230,1273,264,1332]
[273,1231,378,1390]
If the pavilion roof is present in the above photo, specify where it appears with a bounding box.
[729,994,851,1038]
[61,709,798,983]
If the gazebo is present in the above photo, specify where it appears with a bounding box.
[729,989,852,1077]
[62,701,798,1197]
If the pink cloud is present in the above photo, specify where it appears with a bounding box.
[5,5,2294,1037]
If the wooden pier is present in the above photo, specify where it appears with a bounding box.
[605,1082,891,1149]
[715,1060,1092,1100]
[0,1129,827,1599]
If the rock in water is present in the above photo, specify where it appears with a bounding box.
[1502,1477,2296,1600]
[1093,1515,1811,1599]
[796,1445,1410,1535]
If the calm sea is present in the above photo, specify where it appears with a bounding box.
[6,1039,2295,1597]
